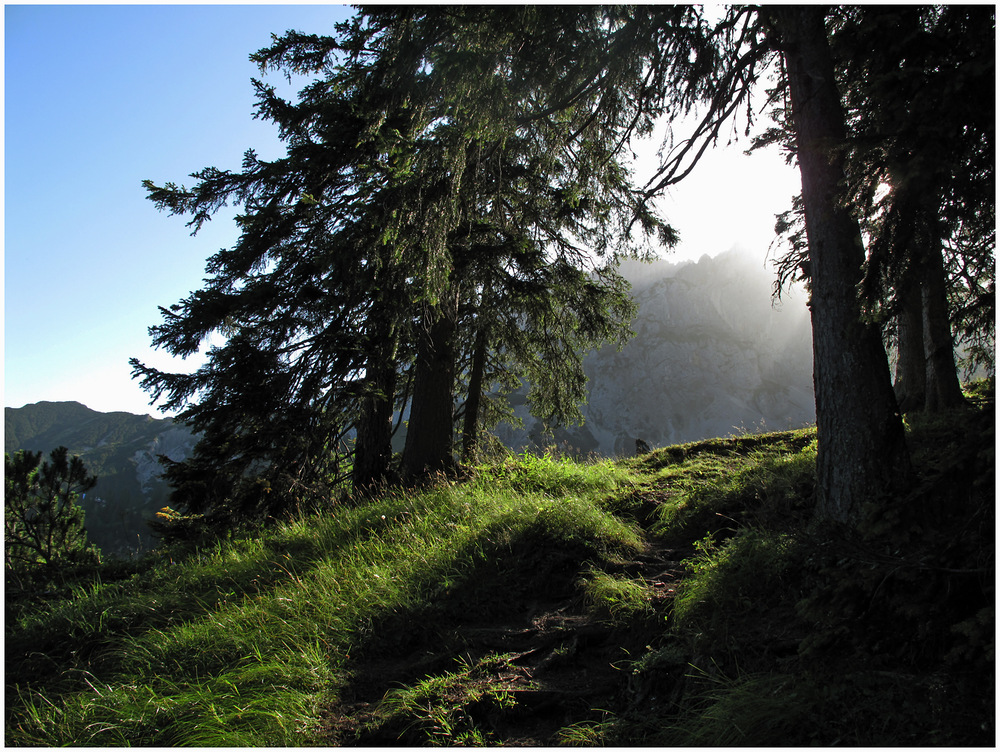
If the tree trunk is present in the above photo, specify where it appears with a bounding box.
[461,323,489,463]
[893,281,926,413]
[921,240,966,411]
[770,6,911,526]
[402,295,459,481]
[352,347,397,494]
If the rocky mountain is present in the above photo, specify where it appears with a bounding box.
[495,249,816,455]
[4,401,197,556]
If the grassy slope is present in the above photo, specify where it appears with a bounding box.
[5,393,994,746]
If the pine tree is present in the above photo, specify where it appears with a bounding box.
[629,6,915,524]
[5,447,99,588]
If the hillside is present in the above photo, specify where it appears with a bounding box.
[5,392,993,746]
[4,401,196,555]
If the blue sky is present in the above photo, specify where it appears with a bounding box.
[5,4,801,417]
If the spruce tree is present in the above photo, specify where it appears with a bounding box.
[760,6,994,411]
[836,5,994,411]
[133,8,672,520]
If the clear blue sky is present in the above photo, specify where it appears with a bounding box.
[5,4,801,417]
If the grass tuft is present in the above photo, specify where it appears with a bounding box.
[370,653,518,745]
[578,568,654,623]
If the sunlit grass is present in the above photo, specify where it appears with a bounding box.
[640,429,817,541]
[6,452,642,746]
[371,653,519,745]
[578,568,654,623]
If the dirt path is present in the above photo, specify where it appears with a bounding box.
[317,538,688,745]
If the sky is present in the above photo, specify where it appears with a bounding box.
[4,4,803,418]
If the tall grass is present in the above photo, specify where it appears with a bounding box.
[644,429,817,541]
[7,453,640,746]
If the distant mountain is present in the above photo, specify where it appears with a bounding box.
[495,250,817,455]
[4,401,197,556]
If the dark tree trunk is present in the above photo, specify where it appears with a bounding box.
[402,295,459,481]
[894,281,926,413]
[921,240,966,411]
[461,323,489,463]
[771,6,911,526]
[352,346,397,494]
[353,265,404,493]
[892,243,965,414]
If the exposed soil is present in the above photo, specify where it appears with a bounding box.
[316,538,688,746]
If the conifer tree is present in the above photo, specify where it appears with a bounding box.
[132,5,991,532]
[5,447,99,587]
[760,6,994,412]
[133,7,672,520]
[836,5,994,411]
[763,6,913,524]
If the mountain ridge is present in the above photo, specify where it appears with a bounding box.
[5,401,197,556]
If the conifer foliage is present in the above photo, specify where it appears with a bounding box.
[133,6,993,533]
[132,8,674,524]
[5,447,99,588]
[835,6,995,408]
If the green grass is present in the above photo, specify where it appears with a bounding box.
[6,453,641,746]
[672,528,800,645]
[636,428,817,541]
[578,568,654,623]
[6,396,994,746]
[370,653,519,745]
[604,399,992,746]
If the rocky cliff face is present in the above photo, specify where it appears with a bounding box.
[132,426,198,495]
[494,250,816,456]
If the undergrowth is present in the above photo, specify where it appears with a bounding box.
[605,398,994,746]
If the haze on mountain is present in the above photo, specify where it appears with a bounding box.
[499,249,814,455]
